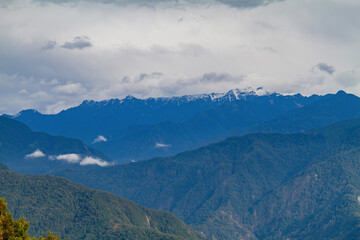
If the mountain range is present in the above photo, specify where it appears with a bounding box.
[51,117,360,239]
[9,89,323,163]
[10,90,360,164]
[3,89,360,239]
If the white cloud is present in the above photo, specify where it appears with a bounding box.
[55,153,81,163]
[80,156,111,167]
[93,135,107,143]
[25,149,46,158]
[1,0,360,114]
[51,153,111,167]
[155,142,171,148]
[53,82,85,95]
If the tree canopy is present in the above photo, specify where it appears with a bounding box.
[0,198,62,240]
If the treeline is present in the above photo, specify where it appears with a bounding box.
[0,198,62,240]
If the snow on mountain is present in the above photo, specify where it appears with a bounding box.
[77,88,272,109]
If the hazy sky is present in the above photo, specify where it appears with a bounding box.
[1,0,359,114]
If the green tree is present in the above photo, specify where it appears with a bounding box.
[0,198,62,240]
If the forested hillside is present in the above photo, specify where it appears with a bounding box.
[0,165,204,240]
[52,118,360,239]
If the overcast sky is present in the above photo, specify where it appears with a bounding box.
[1,0,360,114]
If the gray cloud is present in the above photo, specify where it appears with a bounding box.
[30,0,282,8]
[41,40,57,50]
[217,0,282,8]
[315,63,336,75]
[61,36,92,50]
[1,0,360,114]
[335,68,360,87]
[200,73,243,83]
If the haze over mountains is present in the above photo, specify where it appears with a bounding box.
[0,116,111,174]
[7,89,320,162]
[9,89,360,164]
[2,0,359,239]
[2,89,360,239]
[52,117,360,239]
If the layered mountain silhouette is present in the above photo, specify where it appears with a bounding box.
[9,89,323,163]
[0,116,110,174]
[254,90,360,133]
[3,89,360,239]
[11,90,360,163]
[52,118,360,239]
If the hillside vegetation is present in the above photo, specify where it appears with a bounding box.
[0,197,62,240]
[0,166,204,240]
[52,118,360,239]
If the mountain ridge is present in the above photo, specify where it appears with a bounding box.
[51,117,360,239]
[9,89,321,145]
[0,165,204,240]
[0,116,111,174]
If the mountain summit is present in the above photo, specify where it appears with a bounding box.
[9,89,322,162]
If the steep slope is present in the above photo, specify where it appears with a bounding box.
[93,91,360,163]
[51,133,333,239]
[254,90,360,133]
[92,92,321,163]
[252,148,360,240]
[52,118,360,239]
[0,116,110,174]
[10,89,320,144]
[0,167,204,240]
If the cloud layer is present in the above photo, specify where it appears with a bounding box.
[52,153,111,166]
[25,149,46,158]
[155,142,171,148]
[1,0,360,114]
[23,0,281,8]
[24,150,111,167]
[61,36,92,50]
[93,135,107,143]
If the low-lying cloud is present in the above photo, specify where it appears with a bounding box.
[93,135,107,143]
[49,153,111,167]
[25,149,45,158]
[155,142,171,148]
[80,156,111,167]
[55,153,81,163]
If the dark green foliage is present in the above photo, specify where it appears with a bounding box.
[53,118,360,239]
[0,168,204,240]
[0,198,62,240]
